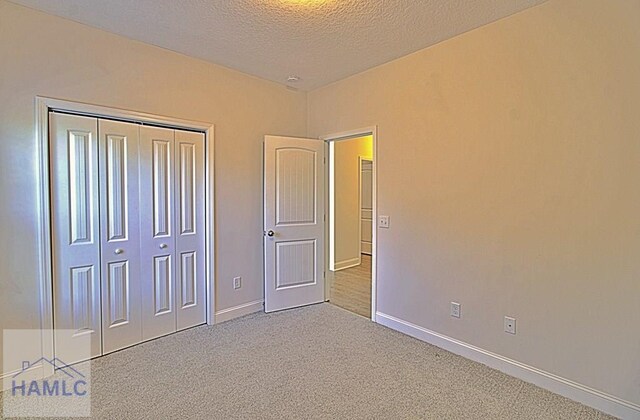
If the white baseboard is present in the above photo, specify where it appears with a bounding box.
[215,299,264,323]
[2,363,45,392]
[333,257,361,271]
[376,312,640,420]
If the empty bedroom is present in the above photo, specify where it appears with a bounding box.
[1,0,638,418]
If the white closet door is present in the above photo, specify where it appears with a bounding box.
[174,130,206,330]
[98,119,143,353]
[139,126,177,340]
[50,113,102,363]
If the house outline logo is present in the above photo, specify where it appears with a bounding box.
[12,357,86,380]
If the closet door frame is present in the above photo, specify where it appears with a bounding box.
[36,97,215,378]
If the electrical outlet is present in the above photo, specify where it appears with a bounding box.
[233,276,242,290]
[378,215,390,228]
[504,316,516,334]
[450,302,461,318]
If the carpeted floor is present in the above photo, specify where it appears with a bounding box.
[2,304,614,419]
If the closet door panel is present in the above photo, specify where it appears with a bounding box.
[139,126,177,340]
[50,113,102,363]
[175,130,206,330]
[98,119,143,353]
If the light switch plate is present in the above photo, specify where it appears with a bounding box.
[378,215,390,228]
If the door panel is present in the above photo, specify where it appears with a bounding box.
[139,126,177,340]
[276,148,317,225]
[50,113,102,363]
[107,261,130,327]
[70,266,95,331]
[264,136,325,312]
[98,119,143,353]
[106,134,128,240]
[180,252,197,307]
[153,255,172,314]
[179,142,196,234]
[152,140,172,237]
[175,130,206,330]
[275,240,317,289]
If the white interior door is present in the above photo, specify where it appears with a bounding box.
[140,126,177,340]
[175,129,206,330]
[50,113,102,363]
[98,119,143,354]
[264,135,325,312]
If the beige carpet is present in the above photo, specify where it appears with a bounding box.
[1,304,614,419]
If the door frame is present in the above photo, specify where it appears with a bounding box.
[35,96,215,377]
[321,126,377,320]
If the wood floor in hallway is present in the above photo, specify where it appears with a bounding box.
[330,254,372,318]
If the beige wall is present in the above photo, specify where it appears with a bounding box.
[333,135,372,267]
[0,0,306,371]
[309,0,640,406]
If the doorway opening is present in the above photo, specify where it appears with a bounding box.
[262,128,376,319]
[325,129,376,319]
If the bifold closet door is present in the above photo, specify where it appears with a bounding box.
[175,130,206,330]
[50,113,102,364]
[139,126,177,340]
[98,119,143,354]
[51,115,206,361]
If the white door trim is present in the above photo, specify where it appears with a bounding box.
[321,127,377,320]
[35,96,215,378]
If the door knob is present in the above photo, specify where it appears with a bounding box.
[114,248,124,255]
[267,230,275,237]
[159,243,168,249]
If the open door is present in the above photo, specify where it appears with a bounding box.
[264,135,325,312]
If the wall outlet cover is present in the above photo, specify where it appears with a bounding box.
[233,276,242,290]
[451,302,461,318]
[504,316,516,334]
[378,215,390,228]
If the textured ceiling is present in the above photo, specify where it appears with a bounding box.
[9,0,546,90]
